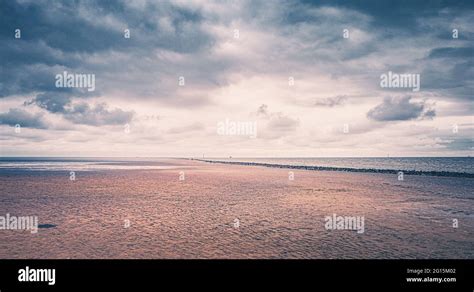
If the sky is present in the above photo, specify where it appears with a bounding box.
[0,0,473,157]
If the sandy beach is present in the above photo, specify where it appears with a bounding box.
[0,158,472,259]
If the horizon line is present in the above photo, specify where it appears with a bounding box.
[0,156,472,159]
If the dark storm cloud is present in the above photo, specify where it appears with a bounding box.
[421,59,474,100]
[0,0,120,53]
[62,102,134,126]
[367,96,435,121]
[0,0,214,125]
[0,64,59,98]
[26,90,98,113]
[301,0,474,31]
[0,108,48,129]
[428,47,474,59]
[0,0,212,79]
[27,92,75,113]
[0,0,210,54]
[298,0,474,101]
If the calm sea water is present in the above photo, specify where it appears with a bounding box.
[0,157,472,173]
[0,157,184,171]
[205,157,474,175]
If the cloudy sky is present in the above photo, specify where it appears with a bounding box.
[0,0,473,157]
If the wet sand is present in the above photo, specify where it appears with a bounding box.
[0,159,472,259]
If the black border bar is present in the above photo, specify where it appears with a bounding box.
[0,259,472,291]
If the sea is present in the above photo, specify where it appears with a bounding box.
[0,157,472,176]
